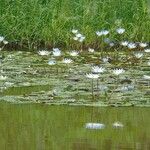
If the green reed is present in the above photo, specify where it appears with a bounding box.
[0,0,150,49]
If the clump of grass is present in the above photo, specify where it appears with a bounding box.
[0,0,150,49]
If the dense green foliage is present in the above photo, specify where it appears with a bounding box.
[0,0,150,48]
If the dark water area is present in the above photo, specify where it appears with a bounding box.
[0,102,149,150]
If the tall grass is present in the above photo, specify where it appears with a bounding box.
[0,0,150,49]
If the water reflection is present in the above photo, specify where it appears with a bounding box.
[0,102,149,149]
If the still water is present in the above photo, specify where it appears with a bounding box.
[0,102,149,150]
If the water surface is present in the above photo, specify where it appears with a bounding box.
[0,102,149,150]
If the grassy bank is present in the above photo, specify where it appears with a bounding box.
[0,0,150,49]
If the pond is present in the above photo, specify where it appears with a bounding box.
[0,50,150,106]
[0,102,149,149]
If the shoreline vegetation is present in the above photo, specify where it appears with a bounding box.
[0,0,150,50]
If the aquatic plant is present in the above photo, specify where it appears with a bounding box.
[48,60,56,66]
[127,43,137,49]
[112,68,125,76]
[69,50,79,57]
[0,75,7,80]
[143,75,150,87]
[120,41,128,46]
[88,48,95,53]
[134,52,143,59]
[38,50,50,56]
[96,30,109,36]
[91,66,105,74]
[86,73,99,98]
[144,49,150,53]
[52,48,61,57]
[71,29,78,34]
[139,43,148,48]
[116,28,125,34]
[62,58,73,64]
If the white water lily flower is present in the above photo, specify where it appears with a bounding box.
[62,58,73,64]
[116,28,125,34]
[86,73,99,79]
[76,33,83,38]
[52,48,61,57]
[88,48,95,53]
[53,48,60,52]
[96,30,109,36]
[113,68,125,75]
[85,123,105,129]
[3,40,8,45]
[102,57,109,63]
[112,122,124,128]
[92,66,105,73]
[73,33,85,42]
[48,60,56,65]
[96,31,103,36]
[143,75,150,80]
[139,43,148,48]
[69,50,79,56]
[120,41,128,46]
[72,29,78,34]
[144,49,150,53]
[109,42,115,47]
[73,36,78,41]
[134,52,143,59]
[102,30,109,35]
[0,36,4,42]
[79,36,85,42]
[0,75,7,80]
[38,50,50,56]
[148,61,150,66]
[127,43,136,49]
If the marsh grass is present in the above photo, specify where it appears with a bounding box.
[0,0,150,49]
